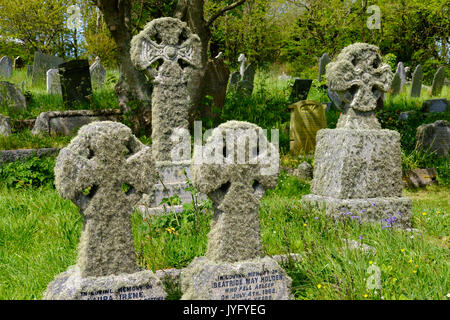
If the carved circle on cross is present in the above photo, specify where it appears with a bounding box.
[130,17,201,84]
[326,43,393,112]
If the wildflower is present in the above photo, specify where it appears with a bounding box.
[408,259,413,264]
[437,211,441,214]
[389,117,392,121]
[363,294,368,298]
[415,265,418,268]
[369,261,373,265]
[401,249,405,253]
[412,270,417,274]
[359,235,363,240]
[447,293,450,298]
[421,212,427,216]
[361,209,366,213]
[371,203,375,207]
[303,223,307,227]
[314,217,319,220]
[317,284,322,289]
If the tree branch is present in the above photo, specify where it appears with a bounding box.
[173,0,188,20]
[206,0,246,28]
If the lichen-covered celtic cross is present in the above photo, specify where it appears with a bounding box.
[130,18,201,162]
[326,43,392,129]
[192,121,279,263]
[54,122,156,277]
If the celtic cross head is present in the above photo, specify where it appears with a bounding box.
[326,43,392,129]
[130,17,201,85]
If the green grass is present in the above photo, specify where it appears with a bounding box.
[0,130,72,151]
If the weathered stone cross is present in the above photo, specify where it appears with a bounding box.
[192,121,279,263]
[54,121,156,278]
[326,43,392,129]
[131,17,201,162]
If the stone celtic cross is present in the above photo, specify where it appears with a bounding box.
[54,121,156,278]
[326,43,392,129]
[192,121,278,263]
[131,18,201,162]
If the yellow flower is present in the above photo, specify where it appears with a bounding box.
[363,294,368,298]
[412,270,417,274]
[415,265,418,268]
[421,212,427,216]
[303,223,307,227]
[401,249,405,253]
[317,284,322,289]
[436,211,441,214]
[408,259,413,263]
[369,261,373,265]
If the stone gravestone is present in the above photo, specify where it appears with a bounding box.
[416,120,450,157]
[318,53,331,82]
[302,43,412,228]
[130,17,202,213]
[290,79,313,102]
[410,64,423,98]
[0,56,13,78]
[46,69,62,95]
[181,121,293,300]
[59,59,93,107]
[90,56,106,88]
[431,66,445,97]
[31,51,65,86]
[13,56,24,69]
[289,100,327,155]
[228,54,255,95]
[396,62,406,91]
[26,65,33,78]
[0,114,11,136]
[0,81,27,112]
[389,71,402,96]
[327,87,343,110]
[421,98,449,113]
[44,121,166,300]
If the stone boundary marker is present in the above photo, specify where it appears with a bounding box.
[0,148,60,165]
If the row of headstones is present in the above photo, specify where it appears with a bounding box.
[0,56,25,78]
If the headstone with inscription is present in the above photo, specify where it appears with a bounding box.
[31,51,65,86]
[59,59,93,107]
[318,53,331,82]
[416,120,449,157]
[181,121,293,300]
[43,121,166,300]
[89,56,106,88]
[0,56,13,78]
[0,81,26,112]
[410,64,423,98]
[46,69,62,95]
[303,43,412,228]
[290,79,313,102]
[431,66,445,97]
[289,100,327,155]
[131,17,203,214]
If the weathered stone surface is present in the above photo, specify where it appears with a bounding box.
[390,71,402,95]
[0,114,11,136]
[32,109,122,136]
[293,161,313,180]
[404,168,437,188]
[396,62,406,90]
[416,120,450,157]
[181,256,293,300]
[228,54,255,95]
[46,69,62,95]
[410,64,423,98]
[326,43,392,129]
[318,53,331,82]
[31,52,65,86]
[289,100,327,154]
[13,56,24,69]
[431,66,446,97]
[399,111,415,121]
[0,56,13,78]
[130,17,201,163]
[59,59,93,107]
[327,87,343,110]
[0,81,26,112]
[290,79,313,102]
[0,148,59,164]
[89,56,106,88]
[26,65,33,78]
[421,99,449,113]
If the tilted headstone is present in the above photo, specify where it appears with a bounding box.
[13,56,24,69]
[0,114,11,136]
[26,65,33,78]
[303,43,412,228]
[416,120,449,157]
[181,121,293,300]
[0,56,13,78]
[318,53,331,82]
[0,81,26,112]
[89,56,106,88]
[396,62,406,91]
[131,17,202,214]
[327,87,343,110]
[431,66,445,97]
[46,69,62,95]
[31,51,65,86]
[410,64,423,98]
[44,121,166,300]
[59,59,93,107]
[290,79,313,102]
[390,71,402,96]
[289,100,327,155]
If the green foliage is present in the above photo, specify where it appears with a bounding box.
[384,53,397,73]
[0,156,56,189]
[0,130,72,151]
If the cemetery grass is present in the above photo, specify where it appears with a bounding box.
[0,172,448,300]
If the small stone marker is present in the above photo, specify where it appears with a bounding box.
[410,64,423,98]
[289,100,327,154]
[431,66,445,97]
[0,56,13,78]
[416,120,449,157]
[404,168,437,188]
[46,69,62,95]
[303,43,412,228]
[228,53,255,95]
[0,114,11,136]
[290,79,313,102]
[0,81,26,112]
[44,121,166,300]
[31,51,65,86]
[396,62,406,90]
[89,56,106,88]
[13,56,24,69]
[318,53,331,82]
[390,71,402,95]
[181,121,292,300]
[59,59,93,107]
[421,98,449,113]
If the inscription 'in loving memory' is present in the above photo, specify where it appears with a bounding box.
[80,285,164,300]
[212,269,284,300]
